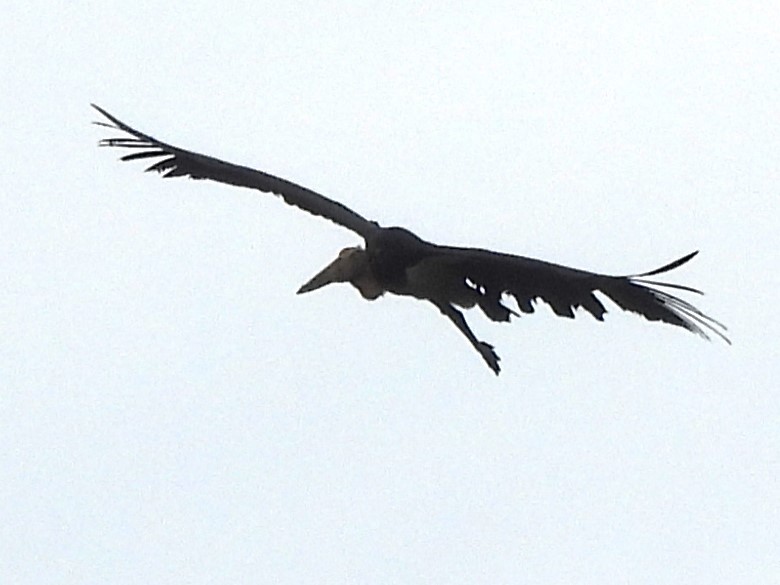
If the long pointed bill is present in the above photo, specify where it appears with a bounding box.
[296,258,344,294]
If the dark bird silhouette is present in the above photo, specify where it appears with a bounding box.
[92,104,729,374]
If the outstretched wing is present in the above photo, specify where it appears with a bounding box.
[92,104,379,239]
[436,246,730,343]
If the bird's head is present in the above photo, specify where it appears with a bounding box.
[297,246,384,300]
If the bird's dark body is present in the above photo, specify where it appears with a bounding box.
[365,227,434,289]
[92,104,729,374]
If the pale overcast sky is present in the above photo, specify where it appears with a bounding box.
[2,2,779,584]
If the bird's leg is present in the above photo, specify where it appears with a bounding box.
[431,301,501,375]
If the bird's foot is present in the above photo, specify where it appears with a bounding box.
[479,342,501,375]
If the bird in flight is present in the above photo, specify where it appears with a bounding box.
[93,104,729,374]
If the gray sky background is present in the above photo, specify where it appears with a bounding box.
[2,2,778,583]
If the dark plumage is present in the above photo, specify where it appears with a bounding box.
[93,104,729,374]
